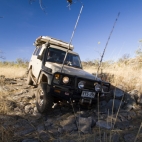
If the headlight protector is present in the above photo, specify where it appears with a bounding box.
[94,83,101,92]
[78,81,86,89]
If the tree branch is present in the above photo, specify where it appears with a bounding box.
[39,0,47,14]
[29,0,78,12]
[0,50,5,59]
[29,0,47,14]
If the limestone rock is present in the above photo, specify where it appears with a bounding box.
[96,120,112,129]
[13,119,35,136]
[114,88,125,100]
[60,118,77,133]
[39,131,50,142]
[106,99,124,113]
[124,133,135,142]
[22,139,39,142]
[77,116,94,133]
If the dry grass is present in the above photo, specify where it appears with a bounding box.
[0,66,27,78]
[0,59,142,141]
[0,100,9,114]
[83,57,142,93]
[0,57,142,92]
[0,83,12,114]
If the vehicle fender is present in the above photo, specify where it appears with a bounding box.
[37,71,53,85]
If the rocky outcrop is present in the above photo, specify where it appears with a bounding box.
[0,76,142,141]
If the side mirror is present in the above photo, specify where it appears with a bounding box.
[37,55,42,60]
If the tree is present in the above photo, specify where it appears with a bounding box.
[135,39,142,57]
[139,39,142,42]
[0,50,5,59]
[29,0,75,12]
[29,0,73,8]
[118,54,130,62]
[135,48,142,57]
[0,16,4,59]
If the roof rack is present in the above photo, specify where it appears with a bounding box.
[34,36,74,51]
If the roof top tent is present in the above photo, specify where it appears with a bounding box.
[33,36,74,51]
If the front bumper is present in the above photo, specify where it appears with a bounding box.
[49,84,107,104]
[49,72,110,104]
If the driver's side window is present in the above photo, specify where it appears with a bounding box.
[46,48,59,62]
[47,49,54,61]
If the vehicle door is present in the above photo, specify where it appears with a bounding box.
[32,46,43,79]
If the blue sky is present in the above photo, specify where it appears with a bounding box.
[0,0,142,62]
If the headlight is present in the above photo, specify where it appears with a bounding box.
[63,76,69,84]
[94,84,101,92]
[55,74,60,80]
[78,81,85,89]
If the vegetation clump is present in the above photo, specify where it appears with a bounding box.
[0,58,28,78]
[83,49,142,93]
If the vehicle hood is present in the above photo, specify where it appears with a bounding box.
[45,62,100,81]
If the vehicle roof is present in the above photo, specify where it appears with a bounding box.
[34,36,74,51]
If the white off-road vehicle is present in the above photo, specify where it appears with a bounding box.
[27,36,110,113]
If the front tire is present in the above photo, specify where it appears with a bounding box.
[36,83,53,113]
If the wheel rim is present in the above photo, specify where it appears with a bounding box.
[38,89,44,106]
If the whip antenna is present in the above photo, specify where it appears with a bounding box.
[61,4,84,73]
[96,12,120,77]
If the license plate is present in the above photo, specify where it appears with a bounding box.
[81,91,95,98]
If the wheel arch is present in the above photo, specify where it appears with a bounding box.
[28,65,32,72]
[38,71,48,84]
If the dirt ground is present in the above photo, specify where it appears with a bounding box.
[0,76,142,142]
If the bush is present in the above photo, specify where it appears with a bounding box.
[135,48,142,57]
[118,54,130,63]
[0,58,29,68]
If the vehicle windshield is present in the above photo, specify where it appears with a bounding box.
[46,47,82,68]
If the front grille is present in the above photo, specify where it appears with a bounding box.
[77,78,97,90]
[52,73,110,91]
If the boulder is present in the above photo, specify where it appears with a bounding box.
[77,116,95,133]
[96,120,112,129]
[124,133,136,142]
[106,99,124,113]
[113,88,125,100]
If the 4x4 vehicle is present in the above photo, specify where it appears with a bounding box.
[27,36,111,113]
